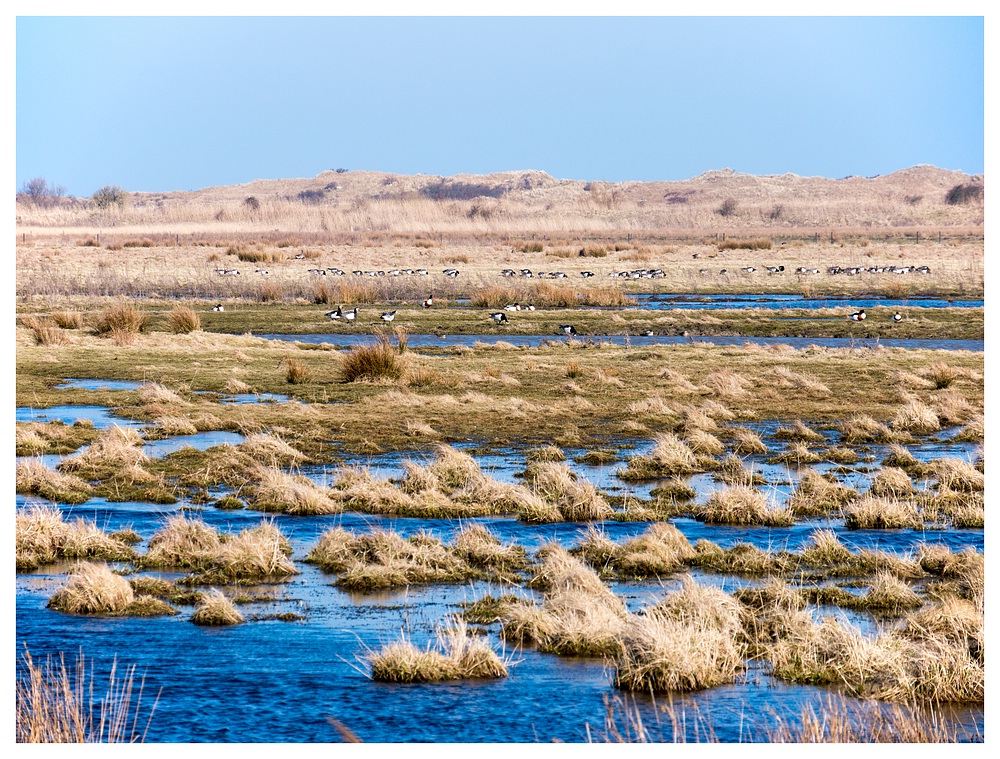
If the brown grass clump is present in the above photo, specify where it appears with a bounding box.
[844,495,922,530]
[767,366,830,395]
[727,427,768,455]
[698,486,794,527]
[240,433,307,466]
[899,597,983,664]
[339,333,406,383]
[191,590,244,626]
[714,454,766,487]
[16,648,159,743]
[786,471,857,517]
[799,528,855,566]
[51,310,84,329]
[613,577,745,693]
[144,515,223,569]
[48,562,135,615]
[951,414,984,442]
[610,523,697,578]
[309,528,470,591]
[525,461,613,521]
[684,428,725,457]
[281,356,311,384]
[703,369,751,399]
[21,315,69,345]
[774,420,824,443]
[94,300,148,335]
[868,466,916,498]
[617,433,700,481]
[881,444,927,476]
[930,458,984,492]
[765,614,983,703]
[246,466,341,515]
[863,570,923,613]
[203,521,297,583]
[16,459,93,505]
[918,361,962,389]
[368,618,510,683]
[840,415,897,444]
[16,505,136,570]
[451,524,527,574]
[892,397,940,435]
[59,425,149,477]
[166,306,201,334]
[931,391,976,425]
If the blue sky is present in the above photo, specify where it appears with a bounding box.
[15,13,985,197]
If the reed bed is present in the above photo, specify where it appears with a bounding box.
[16,648,159,743]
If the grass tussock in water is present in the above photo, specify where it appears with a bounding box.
[15,459,93,505]
[522,461,613,521]
[930,457,984,492]
[868,466,916,498]
[892,397,940,435]
[57,425,152,486]
[844,495,922,530]
[786,470,857,517]
[16,505,136,570]
[367,617,510,683]
[617,433,701,481]
[727,426,768,455]
[246,466,341,515]
[697,486,794,527]
[839,415,898,444]
[613,577,745,694]
[764,612,983,703]
[191,589,244,626]
[713,454,766,487]
[574,523,696,579]
[773,420,825,443]
[47,562,136,615]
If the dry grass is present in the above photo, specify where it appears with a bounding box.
[892,397,940,434]
[774,420,825,443]
[94,300,149,335]
[868,466,916,498]
[844,495,922,529]
[166,306,201,334]
[524,461,613,521]
[613,577,745,693]
[618,433,700,481]
[281,355,311,384]
[16,459,93,505]
[16,647,158,743]
[339,333,406,383]
[47,562,135,615]
[727,427,768,454]
[51,310,84,329]
[786,471,857,517]
[191,590,244,625]
[20,314,70,345]
[931,458,984,492]
[367,617,510,683]
[698,486,794,526]
[16,505,135,570]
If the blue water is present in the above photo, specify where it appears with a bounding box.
[16,403,985,742]
[261,333,984,353]
[632,293,984,311]
[56,378,146,391]
[15,405,143,430]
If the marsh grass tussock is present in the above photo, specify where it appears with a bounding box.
[844,495,922,530]
[727,426,768,454]
[339,332,406,383]
[613,577,745,694]
[523,461,613,521]
[617,433,700,481]
[281,355,311,384]
[47,562,136,615]
[786,470,857,517]
[892,397,940,434]
[367,618,510,683]
[16,505,136,570]
[246,466,341,515]
[930,457,984,492]
[16,459,93,504]
[839,415,898,444]
[868,466,916,498]
[698,486,794,527]
[773,420,824,443]
[166,306,201,334]
[50,310,84,329]
[191,589,244,626]
[94,300,149,336]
